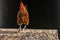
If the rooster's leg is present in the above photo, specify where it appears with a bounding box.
[19,25,21,32]
[23,25,26,30]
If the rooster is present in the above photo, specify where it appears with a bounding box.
[17,1,29,32]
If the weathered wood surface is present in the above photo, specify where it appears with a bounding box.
[0,28,59,40]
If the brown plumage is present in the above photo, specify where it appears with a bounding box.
[17,1,29,27]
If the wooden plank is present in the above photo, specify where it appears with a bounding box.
[0,28,59,40]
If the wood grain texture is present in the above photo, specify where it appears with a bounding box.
[0,28,59,40]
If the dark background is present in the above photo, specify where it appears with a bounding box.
[0,0,59,29]
[0,0,60,39]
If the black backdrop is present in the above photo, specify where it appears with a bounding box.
[0,0,59,29]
